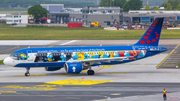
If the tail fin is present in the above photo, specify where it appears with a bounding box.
[134,18,164,46]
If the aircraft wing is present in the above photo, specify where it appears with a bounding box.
[66,56,134,63]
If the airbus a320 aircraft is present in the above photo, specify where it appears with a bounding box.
[3,18,167,76]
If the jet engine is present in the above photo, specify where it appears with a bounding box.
[45,67,61,71]
[65,63,83,73]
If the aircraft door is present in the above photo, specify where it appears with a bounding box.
[27,53,37,61]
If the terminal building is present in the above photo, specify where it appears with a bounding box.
[124,10,180,23]
[41,4,64,13]
[48,6,180,27]
[49,7,123,27]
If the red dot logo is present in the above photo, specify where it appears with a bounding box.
[152,25,155,26]
[156,34,159,36]
[146,33,150,35]
[152,39,156,42]
[140,40,145,44]
[155,32,157,33]
[147,40,151,44]
[149,30,152,32]
[151,27,153,29]
[156,37,159,39]
[144,36,148,39]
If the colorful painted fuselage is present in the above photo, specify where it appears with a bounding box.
[8,45,166,67]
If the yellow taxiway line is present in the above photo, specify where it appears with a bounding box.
[0,46,19,53]
[156,45,179,68]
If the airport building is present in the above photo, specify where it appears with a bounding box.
[41,4,64,13]
[6,14,28,24]
[49,6,180,27]
[49,7,122,27]
[125,10,180,23]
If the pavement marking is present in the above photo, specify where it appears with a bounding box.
[0,91,16,93]
[0,46,19,53]
[156,45,180,68]
[1,84,62,91]
[67,97,81,99]
[45,79,113,85]
[100,65,114,68]
[41,95,54,97]
[60,40,78,45]
[95,68,104,73]
[110,93,121,95]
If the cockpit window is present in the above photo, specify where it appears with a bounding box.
[10,53,19,57]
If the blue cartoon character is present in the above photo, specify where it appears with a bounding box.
[94,52,99,58]
[60,53,66,61]
[84,52,90,59]
[137,50,145,58]
[114,51,120,57]
[71,52,78,60]
[45,53,55,62]
[124,51,131,59]
[91,52,99,59]
[19,53,29,60]
[103,51,109,58]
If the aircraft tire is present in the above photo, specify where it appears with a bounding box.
[87,70,94,75]
[25,73,30,77]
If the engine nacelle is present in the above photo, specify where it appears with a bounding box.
[45,67,61,71]
[65,63,83,73]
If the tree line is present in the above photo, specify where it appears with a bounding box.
[100,0,180,12]
[0,0,97,8]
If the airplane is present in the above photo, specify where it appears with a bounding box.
[3,18,167,76]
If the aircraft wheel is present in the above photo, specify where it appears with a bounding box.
[87,70,94,75]
[25,72,30,77]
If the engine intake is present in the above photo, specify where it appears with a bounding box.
[65,63,83,73]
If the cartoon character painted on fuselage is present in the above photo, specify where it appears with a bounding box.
[137,50,145,58]
[114,51,120,57]
[103,51,109,58]
[60,53,66,61]
[94,52,99,58]
[45,53,55,62]
[84,52,90,59]
[124,51,131,59]
[19,53,29,60]
[71,52,78,60]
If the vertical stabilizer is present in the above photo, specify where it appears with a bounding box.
[134,18,164,46]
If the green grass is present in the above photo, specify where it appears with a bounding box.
[0,60,4,64]
[0,26,180,40]
[178,63,180,68]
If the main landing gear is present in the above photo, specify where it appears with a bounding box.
[87,66,94,75]
[25,67,30,76]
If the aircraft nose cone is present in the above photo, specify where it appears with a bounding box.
[3,57,12,65]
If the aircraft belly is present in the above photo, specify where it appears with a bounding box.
[14,62,65,67]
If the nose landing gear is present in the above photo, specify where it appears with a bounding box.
[25,67,30,76]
